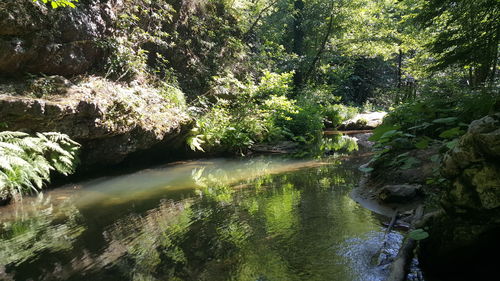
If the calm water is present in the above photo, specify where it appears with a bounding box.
[0,154,400,281]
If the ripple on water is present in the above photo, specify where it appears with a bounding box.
[338,230,404,281]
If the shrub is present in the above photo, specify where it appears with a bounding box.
[187,71,324,154]
[322,104,358,128]
[367,86,499,170]
[0,132,80,201]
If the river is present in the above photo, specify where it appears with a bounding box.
[0,150,406,280]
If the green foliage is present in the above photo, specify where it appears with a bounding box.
[322,104,359,128]
[322,135,359,154]
[255,70,294,97]
[101,38,149,82]
[33,0,78,8]
[188,71,331,153]
[97,0,177,82]
[368,85,498,171]
[158,83,186,108]
[414,0,499,85]
[286,99,324,143]
[0,132,80,200]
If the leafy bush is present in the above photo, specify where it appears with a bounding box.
[322,104,358,128]
[158,83,187,108]
[0,132,80,201]
[101,38,149,82]
[188,71,328,154]
[367,86,499,170]
[254,71,294,98]
[286,99,324,143]
[188,95,299,154]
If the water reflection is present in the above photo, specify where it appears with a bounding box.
[0,156,386,281]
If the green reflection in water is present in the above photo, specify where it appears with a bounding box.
[0,155,381,281]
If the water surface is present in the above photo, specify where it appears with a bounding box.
[0,155,395,281]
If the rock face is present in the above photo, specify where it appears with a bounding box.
[0,0,121,76]
[0,77,190,171]
[441,113,500,211]
[419,113,500,281]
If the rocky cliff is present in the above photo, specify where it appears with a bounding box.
[0,1,207,171]
[0,0,121,76]
[0,76,190,171]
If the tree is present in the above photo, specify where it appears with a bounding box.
[415,0,500,86]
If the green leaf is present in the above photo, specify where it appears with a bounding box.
[369,124,401,141]
[430,154,440,163]
[380,130,399,139]
[432,117,458,124]
[445,139,459,150]
[187,136,205,152]
[358,166,374,173]
[400,157,420,170]
[409,229,429,240]
[439,127,463,139]
[408,122,431,131]
[415,138,429,149]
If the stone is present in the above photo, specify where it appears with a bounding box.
[338,111,387,130]
[377,184,421,203]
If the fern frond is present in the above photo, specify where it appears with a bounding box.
[0,131,29,141]
[0,142,24,153]
[0,131,80,199]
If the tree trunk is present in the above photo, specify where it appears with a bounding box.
[397,48,403,89]
[303,2,335,83]
[292,0,305,89]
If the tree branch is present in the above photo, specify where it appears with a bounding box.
[303,3,335,82]
[243,0,280,40]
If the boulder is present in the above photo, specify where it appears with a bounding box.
[338,111,387,130]
[377,184,421,203]
[440,113,500,211]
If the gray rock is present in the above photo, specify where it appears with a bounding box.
[421,113,500,277]
[339,112,387,130]
[0,0,120,76]
[377,184,421,203]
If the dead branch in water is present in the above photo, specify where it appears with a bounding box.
[386,205,424,281]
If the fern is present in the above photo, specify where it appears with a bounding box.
[0,131,80,201]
